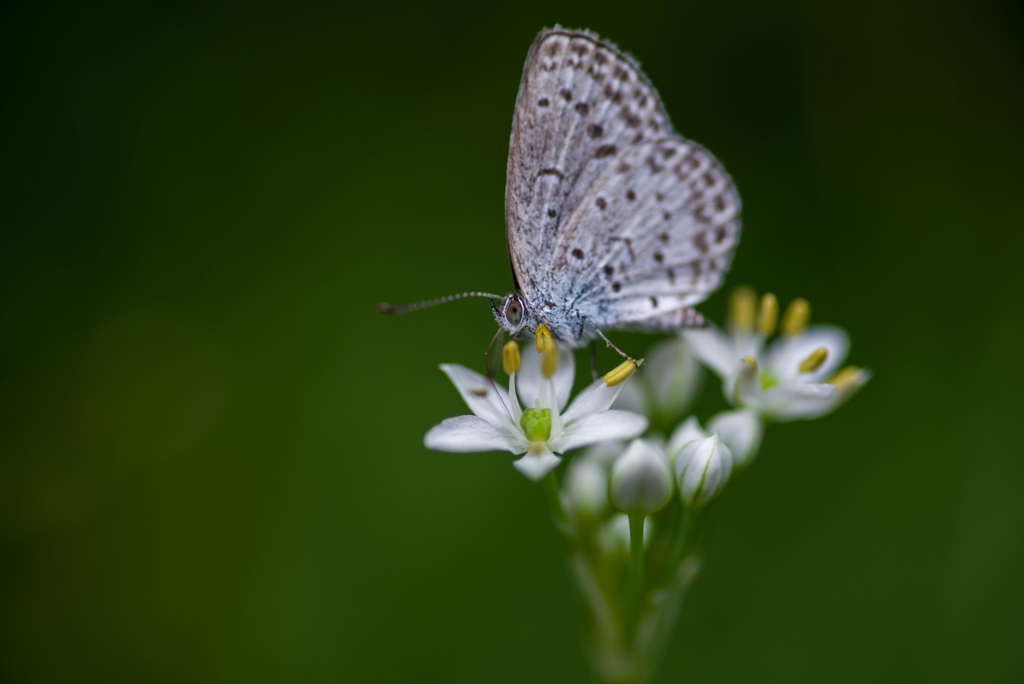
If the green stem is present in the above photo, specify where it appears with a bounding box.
[626,513,646,633]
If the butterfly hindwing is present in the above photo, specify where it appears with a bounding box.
[555,137,740,325]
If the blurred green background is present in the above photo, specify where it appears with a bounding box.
[2,1,1022,682]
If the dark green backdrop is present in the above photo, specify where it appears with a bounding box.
[2,1,1022,682]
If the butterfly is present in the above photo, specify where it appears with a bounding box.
[383,28,741,363]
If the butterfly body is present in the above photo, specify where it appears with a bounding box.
[496,28,741,347]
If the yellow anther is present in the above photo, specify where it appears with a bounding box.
[603,358,643,386]
[728,286,756,333]
[541,338,559,379]
[741,355,758,370]
[798,347,828,373]
[535,322,553,353]
[781,298,810,336]
[757,293,778,337]
[502,341,521,375]
[827,365,862,392]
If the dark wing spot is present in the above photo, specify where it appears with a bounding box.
[646,157,664,173]
[595,144,617,158]
[714,195,726,211]
[538,167,564,179]
[625,189,636,201]
[614,65,629,80]
[654,191,664,202]
[704,172,716,187]
[662,147,677,159]
[631,132,644,144]
[653,251,664,263]
[617,162,632,174]
[560,88,573,102]
[715,225,728,243]
[547,208,556,218]
[620,109,642,128]
[595,197,607,210]
[538,97,550,107]
[603,264,614,276]
[650,296,659,308]
[545,41,563,57]
[667,268,676,285]
[545,300,556,307]
[612,282,622,293]
[695,232,710,254]
[659,232,669,243]
[595,51,609,65]
[662,211,671,221]
[612,90,624,104]
[572,248,585,260]
[572,43,589,56]
[587,123,604,139]
[575,102,590,116]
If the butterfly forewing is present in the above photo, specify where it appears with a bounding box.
[506,29,672,296]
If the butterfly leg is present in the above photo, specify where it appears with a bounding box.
[589,341,599,381]
[582,315,639,367]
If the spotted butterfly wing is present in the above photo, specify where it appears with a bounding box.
[505,28,740,341]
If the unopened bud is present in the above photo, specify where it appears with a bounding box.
[676,432,732,508]
[610,439,673,517]
[564,458,609,522]
[707,409,762,467]
[502,341,521,375]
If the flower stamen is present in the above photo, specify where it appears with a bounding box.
[604,358,644,387]
[827,365,862,392]
[502,341,521,375]
[728,286,756,333]
[758,293,778,336]
[798,347,828,373]
[781,298,810,336]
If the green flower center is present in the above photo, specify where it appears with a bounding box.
[520,408,552,442]
[759,371,779,391]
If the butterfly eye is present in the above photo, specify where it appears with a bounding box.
[503,295,524,328]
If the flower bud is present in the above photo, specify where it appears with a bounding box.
[675,432,732,508]
[667,415,709,466]
[707,409,762,467]
[564,457,609,522]
[610,439,673,516]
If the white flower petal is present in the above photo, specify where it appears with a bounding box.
[667,415,710,463]
[580,440,627,466]
[518,344,575,411]
[611,376,646,414]
[513,445,561,481]
[440,364,515,430]
[683,325,737,378]
[556,410,648,453]
[762,383,837,421]
[645,337,704,419]
[564,457,609,520]
[707,409,762,466]
[734,359,764,409]
[563,378,623,424]
[424,415,521,453]
[766,325,849,384]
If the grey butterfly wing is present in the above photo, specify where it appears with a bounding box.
[555,136,741,326]
[505,29,672,299]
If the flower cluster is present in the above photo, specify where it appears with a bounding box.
[423,287,870,684]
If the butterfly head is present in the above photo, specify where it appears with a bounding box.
[499,293,528,334]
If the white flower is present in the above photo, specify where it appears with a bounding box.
[424,331,649,481]
[610,439,674,516]
[564,456,610,522]
[684,288,871,422]
[612,337,703,425]
[667,411,762,468]
[676,432,732,508]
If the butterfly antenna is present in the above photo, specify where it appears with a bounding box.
[379,291,504,314]
[582,315,640,367]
